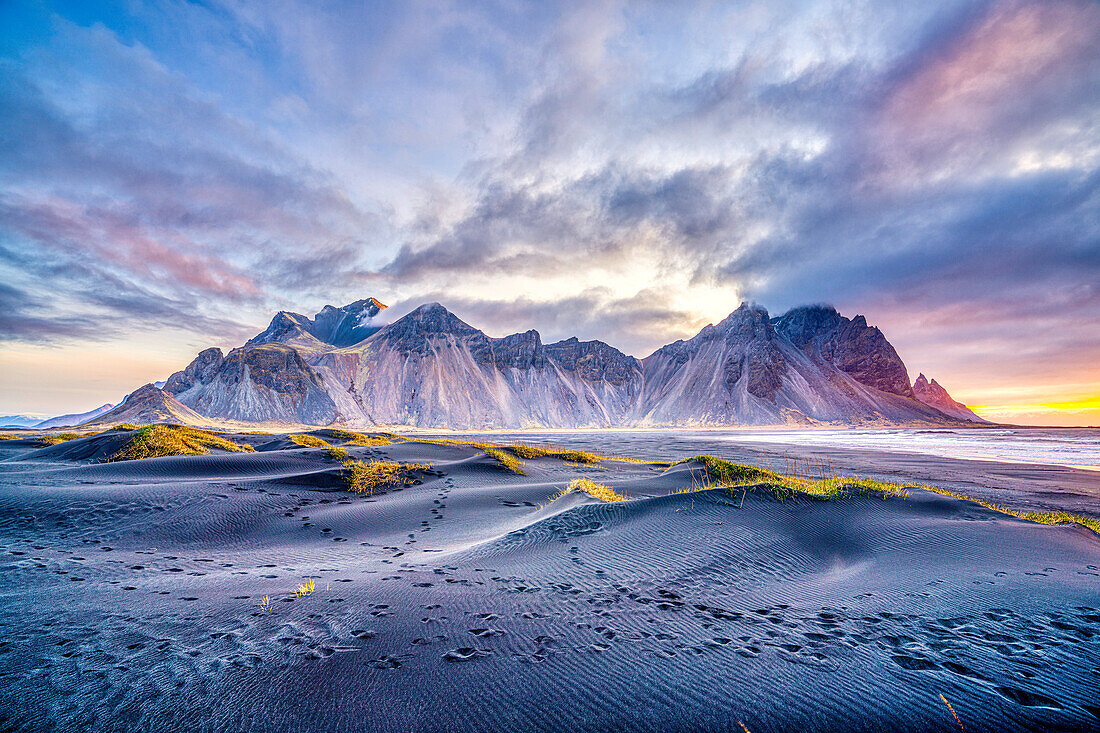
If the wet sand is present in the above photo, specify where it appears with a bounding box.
[1,430,1097,732]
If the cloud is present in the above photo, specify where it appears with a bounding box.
[1,0,1097,421]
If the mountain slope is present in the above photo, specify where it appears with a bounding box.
[164,344,337,424]
[912,374,988,423]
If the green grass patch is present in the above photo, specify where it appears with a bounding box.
[106,425,255,461]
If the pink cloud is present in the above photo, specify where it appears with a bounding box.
[868,0,1100,183]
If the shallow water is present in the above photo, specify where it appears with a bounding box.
[706,427,1100,471]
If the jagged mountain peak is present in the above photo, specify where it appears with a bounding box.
[249,297,388,348]
[912,373,987,423]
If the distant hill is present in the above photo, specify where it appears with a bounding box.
[121,298,982,429]
[34,403,115,429]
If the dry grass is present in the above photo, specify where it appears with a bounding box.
[106,425,255,461]
[331,429,396,447]
[293,579,315,597]
[484,446,526,474]
[288,433,330,448]
[940,694,965,731]
[0,433,18,440]
[552,477,627,503]
[111,423,140,431]
[342,459,431,495]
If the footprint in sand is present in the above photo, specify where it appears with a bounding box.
[443,647,492,662]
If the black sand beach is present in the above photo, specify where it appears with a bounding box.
[1,429,1097,732]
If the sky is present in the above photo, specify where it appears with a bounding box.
[0,0,1098,426]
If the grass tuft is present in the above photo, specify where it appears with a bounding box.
[324,446,350,461]
[0,433,18,440]
[106,425,255,461]
[111,423,140,431]
[484,446,525,474]
[288,434,330,448]
[39,432,83,446]
[342,459,431,495]
[923,485,1100,535]
[551,477,626,503]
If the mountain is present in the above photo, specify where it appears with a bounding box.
[638,304,948,425]
[912,374,987,423]
[164,344,337,424]
[34,403,115,429]
[88,384,207,426]
[156,298,980,429]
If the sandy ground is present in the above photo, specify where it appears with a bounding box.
[1,430,1097,732]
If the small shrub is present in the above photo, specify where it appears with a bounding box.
[288,434,329,448]
[106,425,255,461]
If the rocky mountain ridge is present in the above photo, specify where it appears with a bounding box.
[148,299,982,428]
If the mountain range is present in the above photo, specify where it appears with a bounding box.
[86,299,988,429]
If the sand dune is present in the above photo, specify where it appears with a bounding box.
[0,430,1097,732]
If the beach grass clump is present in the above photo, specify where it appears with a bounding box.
[342,459,431,494]
[676,455,912,500]
[39,432,83,446]
[674,455,781,486]
[106,425,255,461]
[288,433,330,448]
[331,429,396,447]
[111,423,140,431]
[324,446,350,461]
[483,446,526,475]
[552,477,627,503]
[0,433,18,440]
